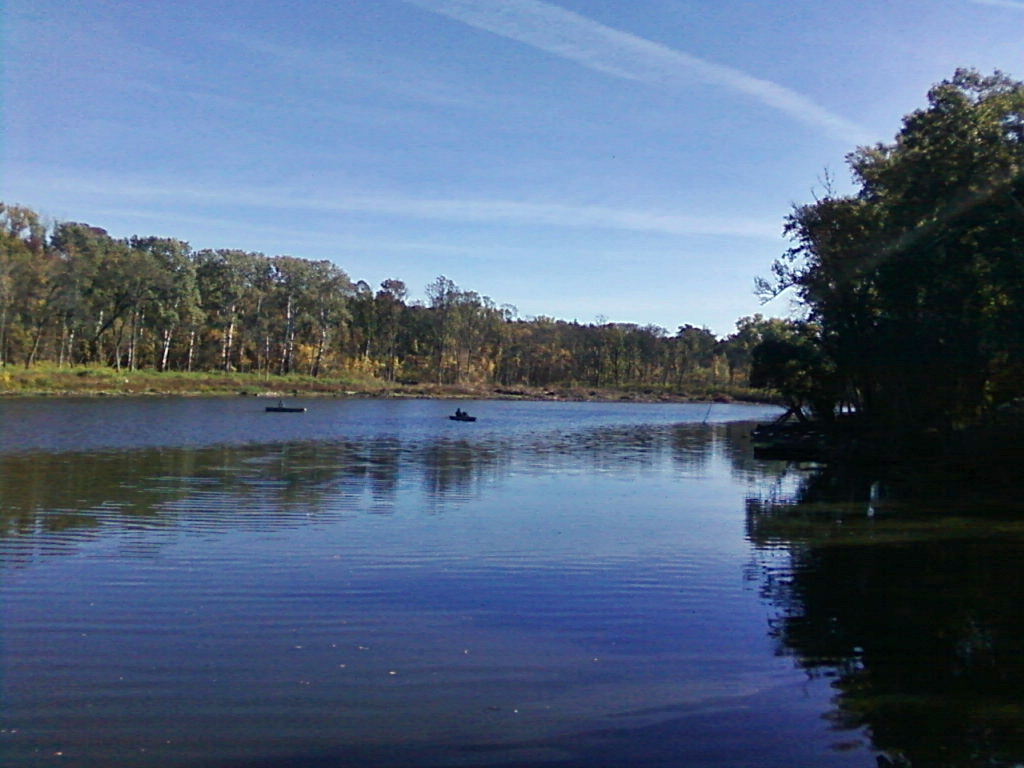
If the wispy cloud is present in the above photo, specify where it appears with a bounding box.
[403,0,872,145]
[21,171,780,241]
[970,0,1024,9]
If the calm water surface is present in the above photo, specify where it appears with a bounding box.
[2,397,1023,767]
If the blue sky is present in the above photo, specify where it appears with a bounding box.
[3,0,1022,336]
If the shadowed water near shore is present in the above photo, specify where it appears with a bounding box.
[748,462,1024,767]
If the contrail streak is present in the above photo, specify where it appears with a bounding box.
[404,0,872,144]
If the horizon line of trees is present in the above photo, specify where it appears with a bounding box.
[0,202,789,391]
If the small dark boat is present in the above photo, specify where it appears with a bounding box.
[266,400,306,413]
[449,409,476,422]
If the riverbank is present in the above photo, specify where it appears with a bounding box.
[753,410,1024,490]
[0,364,767,404]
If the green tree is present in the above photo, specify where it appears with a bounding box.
[270,256,313,375]
[304,259,352,377]
[374,279,408,381]
[425,276,463,383]
[763,69,1024,430]
[346,280,376,366]
[50,222,146,366]
[0,204,57,366]
[670,325,718,388]
[128,237,200,372]
[194,249,272,372]
[749,321,839,421]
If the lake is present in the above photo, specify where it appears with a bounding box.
[2,397,1023,768]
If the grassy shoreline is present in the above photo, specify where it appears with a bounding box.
[0,364,767,404]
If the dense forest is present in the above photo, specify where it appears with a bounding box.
[0,202,785,394]
[755,69,1024,434]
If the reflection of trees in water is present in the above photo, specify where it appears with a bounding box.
[0,421,747,566]
[0,441,422,551]
[748,464,1024,767]
[420,439,506,506]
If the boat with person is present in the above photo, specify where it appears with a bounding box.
[449,408,476,422]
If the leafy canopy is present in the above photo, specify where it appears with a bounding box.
[760,69,1024,430]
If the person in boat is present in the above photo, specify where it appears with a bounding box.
[454,408,464,418]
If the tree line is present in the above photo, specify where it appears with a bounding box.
[0,204,785,392]
[754,69,1024,433]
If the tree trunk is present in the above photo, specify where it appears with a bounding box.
[221,304,236,371]
[312,325,327,378]
[186,328,196,372]
[26,319,48,368]
[280,294,294,375]
[159,325,174,372]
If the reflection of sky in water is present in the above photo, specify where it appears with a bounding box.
[0,400,878,768]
